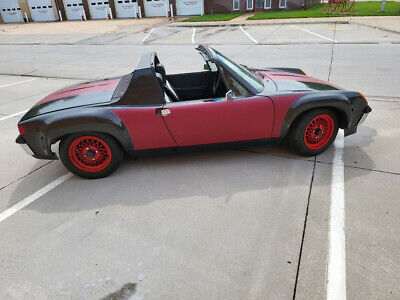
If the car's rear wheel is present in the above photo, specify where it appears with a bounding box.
[59,133,123,179]
[289,109,338,156]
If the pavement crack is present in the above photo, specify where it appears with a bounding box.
[0,161,53,191]
[233,148,314,162]
[316,160,400,176]
[0,73,90,81]
[327,22,337,82]
[293,156,316,299]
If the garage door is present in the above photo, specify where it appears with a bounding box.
[88,1,110,19]
[143,0,168,17]
[176,0,202,16]
[64,0,85,20]
[0,0,23,23]
[28,0,56,21]
[115,0,138,18]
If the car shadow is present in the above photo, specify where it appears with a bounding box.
[8,129,376,214]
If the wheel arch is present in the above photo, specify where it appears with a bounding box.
[41,108,134,155]
[280,94,352,138]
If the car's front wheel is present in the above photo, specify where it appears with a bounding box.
[59,133,123,179]
[289,109,338,156]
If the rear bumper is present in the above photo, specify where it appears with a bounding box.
[16,135,34,156]
[344,105,372,136]
[15,134,57,160]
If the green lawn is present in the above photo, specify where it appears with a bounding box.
[181,12,244,22]
[248,1,400,20]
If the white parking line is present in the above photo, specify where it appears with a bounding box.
[0,173,73,224]
[0,78,38,89]
[291,25,337,43]
[327,130,346,300]
[240,26,259,44]
[142,28,155,44]
[192,28,196,44]
[0,110,28,122]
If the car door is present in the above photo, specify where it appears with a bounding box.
[112,106,177,150]
[161,96,274,147]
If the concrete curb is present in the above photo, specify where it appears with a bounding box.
[169,20,349,28]
[349,20,400,35]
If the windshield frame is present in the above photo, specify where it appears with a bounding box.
[197,45,264,95]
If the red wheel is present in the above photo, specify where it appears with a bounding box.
[69,136,112,172]
[60,133,123,179]
[322,0,338,14]
[288,109,338,156]
[339,0,355,13]
[303,114,334,150]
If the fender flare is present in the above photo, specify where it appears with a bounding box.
[279,92,354,137]
[40,107,134,155]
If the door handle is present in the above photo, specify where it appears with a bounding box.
[156,108,171,117]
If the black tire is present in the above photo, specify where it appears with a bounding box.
[288,109,338,156]
[59,132,123,179]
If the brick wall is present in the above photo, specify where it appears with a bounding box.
[203,0,319,13]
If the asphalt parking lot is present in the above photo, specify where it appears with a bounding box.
[0,17,399,299]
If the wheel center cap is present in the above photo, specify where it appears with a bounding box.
[314,128,323,136]
[86,149,96,158]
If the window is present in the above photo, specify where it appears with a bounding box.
[215,50,264,93]
[246,0,253,10]
[264,0,271,9]
[233,0,239,10]
[279,0,286,8]
[222,70,251,98]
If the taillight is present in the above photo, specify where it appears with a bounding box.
[18,125,26,135]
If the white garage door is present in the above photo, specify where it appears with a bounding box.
[88,1,110,19]
[28,0,56,22]
[144,0,168,17]
[0,0,23,23]
[115,0,138,18]
[176,0,202,16]
[64,0,85,20]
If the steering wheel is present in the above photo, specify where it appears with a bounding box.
[213,71,221,95]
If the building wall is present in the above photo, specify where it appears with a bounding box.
[204,0,318,13]
[1,0,320,22]
[19,0,32,21]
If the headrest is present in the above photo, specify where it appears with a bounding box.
[155,63,166,82]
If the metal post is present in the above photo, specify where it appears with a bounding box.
[59,10,63,21]
[25,12,29,22]
[82,8,87,20]
[380,0,386,12]
[139,6,142,18]
[170,4,173,17]
[109,7,113,19]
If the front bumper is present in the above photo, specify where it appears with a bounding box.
[344,105,372,136]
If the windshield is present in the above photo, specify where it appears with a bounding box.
[214,50,264,93]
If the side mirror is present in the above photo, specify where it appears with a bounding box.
[203,63,210,71]
[225,90,234,101]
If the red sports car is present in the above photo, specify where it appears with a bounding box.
[16,45,371,178]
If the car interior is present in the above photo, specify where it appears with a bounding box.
[154,59,228,103]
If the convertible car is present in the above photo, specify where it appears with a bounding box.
[16,45,371,179]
